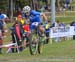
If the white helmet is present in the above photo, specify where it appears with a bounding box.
[23,6,31,13]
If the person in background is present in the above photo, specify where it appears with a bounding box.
[0,19,4,54]
[59,22,66,41]
[11,15,24,53]
[45,21,51,44]
[70,21,75,40]
[0,9,8,38]
[52,20,60,42]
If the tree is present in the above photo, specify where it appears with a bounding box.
[0,0,9,10]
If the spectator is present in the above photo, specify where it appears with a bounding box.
[70,21,75,40]
[53,20,60,42]
[66,0,70,6]
[2,13,10,23]
[11,15,25,53]
[45,21,51,44]
[0,10,6,38]
[0,9,8,37]
[59,22,66,32]
[59,22,66,41]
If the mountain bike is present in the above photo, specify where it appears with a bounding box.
[29,23,46,55]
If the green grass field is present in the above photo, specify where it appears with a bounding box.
[0,16,75,62]
[0,40,75,62]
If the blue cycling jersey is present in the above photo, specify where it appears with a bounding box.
[22,10,42,23]
[22,10,43,30]
[30,10,40,16]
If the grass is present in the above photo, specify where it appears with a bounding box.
[56,17,75,24]
[0,40,75,62]
[47,11,75,24]
[48,16,75,24]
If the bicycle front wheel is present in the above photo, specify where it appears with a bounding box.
[38,35,46,54]
[29,32,39,55]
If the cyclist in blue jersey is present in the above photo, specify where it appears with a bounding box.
[22,6,47,31]
[0,10,5,38]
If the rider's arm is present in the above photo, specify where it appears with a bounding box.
[40,13,47,21]
[31,10,47,21]
[31,10,40,15]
